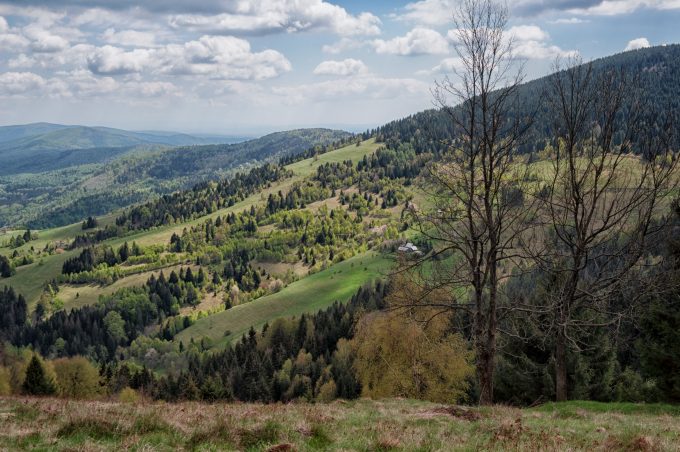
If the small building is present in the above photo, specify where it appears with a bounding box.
[398,242,420,253]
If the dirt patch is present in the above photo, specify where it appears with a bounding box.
[267,444,295,452]
[180,290,224,316]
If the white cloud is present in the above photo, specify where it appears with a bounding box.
[508,25,579,59]
[568,0,680,16]
[160,35,292,80]
[508,25,550,42]
[0,15,8,33]
[0,71,45,95]
[169,1,381,36]
[373,27,450,56]
[513,40,579,59]
[86,36,292,81]
[8,54,34,68]
[62,69,118,97]
[19,43,95,70]
[87,45,153,75]
[23,25,70,53]
[512,0,680,16]
[272,76,429,103]
[625,37,651,50]
[313,58,367,76]
[392,0,456,26]
[549,17,589,24]
[102,28,157,47]
[0,32,30,51]
[125,81,178,98]
[418,57,465,75]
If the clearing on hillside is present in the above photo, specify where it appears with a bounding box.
[176,251,391,348]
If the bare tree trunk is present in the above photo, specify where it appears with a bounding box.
[555,321,568,402]
[479,312,497,405]
[392,0,532,406]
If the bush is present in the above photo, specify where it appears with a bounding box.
[0,366,10,396]
[614,368,661,403]
[352,311,474,404]
[118,387,139,403]
[53,356,101,399]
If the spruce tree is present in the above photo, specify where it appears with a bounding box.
[22,355,56,396]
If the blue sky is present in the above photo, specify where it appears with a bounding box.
[0,0,678,134]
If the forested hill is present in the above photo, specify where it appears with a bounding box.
[1,128,352,229]
[373,44,680,155]
[121,128,354,181]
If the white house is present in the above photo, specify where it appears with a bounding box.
[398,242,420,253]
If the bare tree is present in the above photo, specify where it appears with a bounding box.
[525,58,678,401]
[391,0,533,405]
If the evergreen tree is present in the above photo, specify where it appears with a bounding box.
[22,355,56,396]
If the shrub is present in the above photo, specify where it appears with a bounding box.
[53,356,101,399]
[352,311,474,404]
[118,387,139,403]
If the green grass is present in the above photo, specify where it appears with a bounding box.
[533,400,680,416]
[286,138,378,178]
[1,251,74,306]
[2,397,678,451]
[176,251,392,347]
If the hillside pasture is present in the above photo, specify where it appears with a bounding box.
[0,139,382,308]
[176,251,392,348]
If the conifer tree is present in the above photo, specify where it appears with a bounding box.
[22,355,56,396]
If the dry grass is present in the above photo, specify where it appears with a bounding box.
[179,290,225,316]
[0,397,678,451]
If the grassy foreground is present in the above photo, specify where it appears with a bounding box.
[1,397,679,451]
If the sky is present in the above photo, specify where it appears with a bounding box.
[0,0,678,135]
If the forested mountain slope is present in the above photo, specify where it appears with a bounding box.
[374,44,680,154]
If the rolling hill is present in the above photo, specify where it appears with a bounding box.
[0,128,352,228]
[0,123,250,176]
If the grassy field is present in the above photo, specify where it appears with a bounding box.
[0,139,382,308]
[176,251,392,347]
[1,397,678,451]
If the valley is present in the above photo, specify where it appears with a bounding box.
[1,2,680,446]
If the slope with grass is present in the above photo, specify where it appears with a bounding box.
[0,138,382,309]
[1,397,678,451]
[176,251,392,347]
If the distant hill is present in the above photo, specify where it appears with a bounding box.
[124,128,355,181]
[374,44,680,154]
[0,128,353,228]
[0,122,74,144]
[0,124,249,176]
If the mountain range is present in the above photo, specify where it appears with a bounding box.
[0,123,250,176]
[0,127,352,228]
